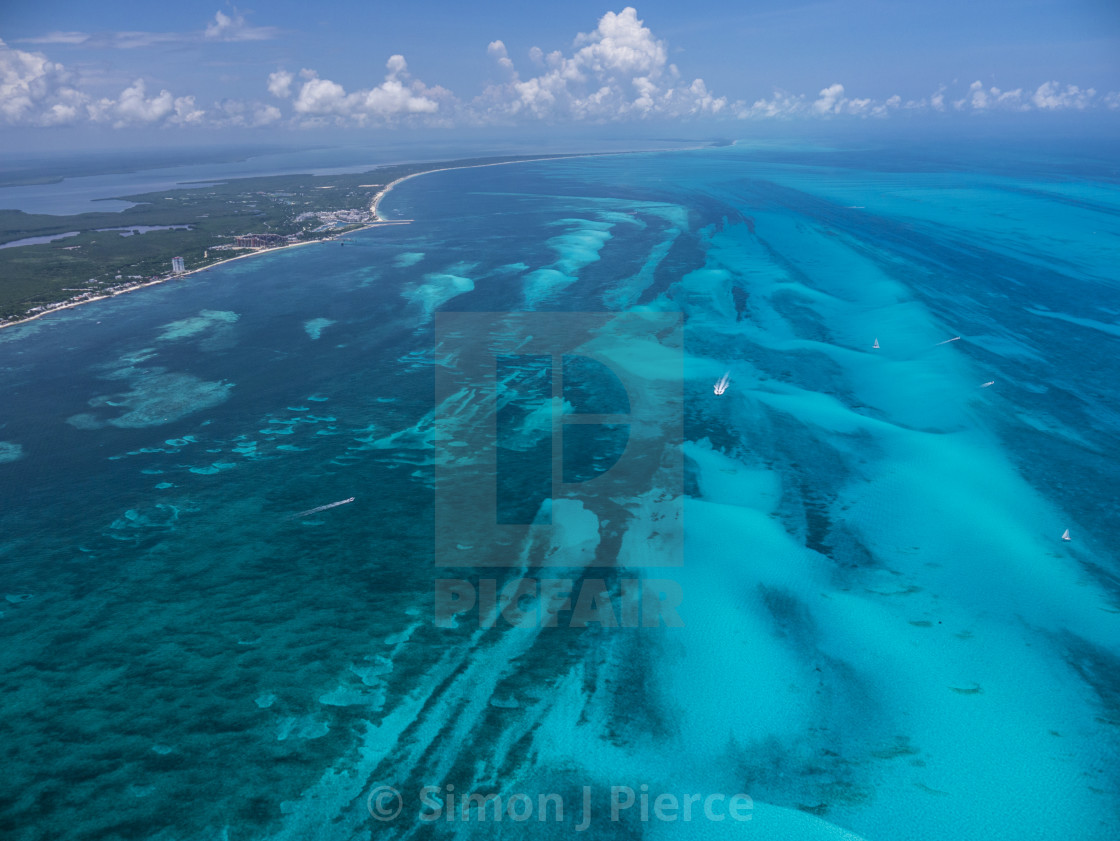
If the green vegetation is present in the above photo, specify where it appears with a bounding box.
[0,154,571,324]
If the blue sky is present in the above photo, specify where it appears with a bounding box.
[1,1,1117,148]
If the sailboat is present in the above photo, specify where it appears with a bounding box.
[872,338,880,349]
[1061,529,1071,541]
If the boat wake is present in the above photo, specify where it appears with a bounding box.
[291,497,355,519]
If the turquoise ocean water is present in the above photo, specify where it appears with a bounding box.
[1,143,1118,840]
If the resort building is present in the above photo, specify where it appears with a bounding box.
[172,256,185,274]
[234,234,288,248]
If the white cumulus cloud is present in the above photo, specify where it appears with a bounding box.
[930,85,946,111]
[0,38,87,125]
[957,80,989,110]
[88,79,205,128]
[804,83,887,117]
[281,55,451,126]
[812,83,846,115]
[739,84,903,119]
[475,7,726,122]
[487,40,514,72]
[949,80,1091,112]
[1031,81,1096,110]
[268,69,294,99]
[1,38,208,128]
[738,90,806,119]
[873,94,902,117]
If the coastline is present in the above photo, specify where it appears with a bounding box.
[369,153,598,221]
[0,148,676,332]
[0,236,327,332]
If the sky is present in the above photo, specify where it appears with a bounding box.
[1,1,1118,152]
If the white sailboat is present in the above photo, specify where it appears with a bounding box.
[1061,529,1071,541]
[872,338,880,349]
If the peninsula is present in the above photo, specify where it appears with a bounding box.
[0,154,578,327]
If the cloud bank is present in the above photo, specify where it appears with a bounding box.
[2,7,1118,131]
[737,78,1117,121]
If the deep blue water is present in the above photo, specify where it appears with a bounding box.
[1,144,1118,840]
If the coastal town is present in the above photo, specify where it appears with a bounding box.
[2,205,379,326]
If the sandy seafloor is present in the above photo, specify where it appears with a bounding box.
[0,142,1118,840]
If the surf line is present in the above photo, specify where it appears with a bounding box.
[291,497,356,519]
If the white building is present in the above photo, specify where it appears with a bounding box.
[172,256,185,274]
